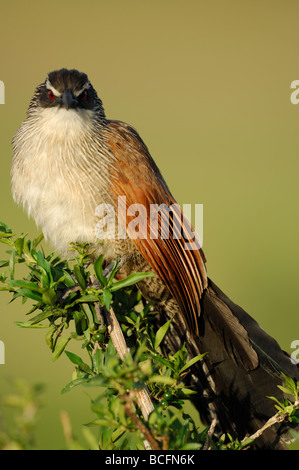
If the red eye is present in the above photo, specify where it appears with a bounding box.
[82,91,87,100]
[48,90,55,100]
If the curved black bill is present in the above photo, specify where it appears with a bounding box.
[60,89,77,110]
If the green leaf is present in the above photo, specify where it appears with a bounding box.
[146,353,176,371]
[0,284,9,291]
[36,250,51,273]
[15,237,24,256]
[239,437,256,449]
[73,311,87,335]
[9,250,16,279]
[154,317,173,350]
[267,396,284,411]
[6,279,43,293]
[179,443,202,450]
[107,259,119,284]
[41,269,50,288]
[179,353,207,374]
[16,288,43,302]
[103,288,112,310]
[65,350,85,366]
[280,373,298,397]
[74,264,86,290]
[52,337,70,361]
[148,375,176,385]
[179,387,197,396]
[76,294,99,303]
[15,321,48,328]
[32,233,44,250]
[45,328,56,348]
[30,309,54,324]
[0,221,13,233]
[110,272,154,292]
[0,238,14,247]
[277,385,294,396]
[23,239,31,254]
[61,375,91,394]
[94,254,107,287]
[65,350,93,374]
[42,287,56,306]
[62,270,76,287]
[86,419,116,428]
[0,232,14,239]
[81,303,95,330]
[0,258,25,268]
[91,349,103,375]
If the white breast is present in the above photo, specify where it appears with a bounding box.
[12,107,106,255]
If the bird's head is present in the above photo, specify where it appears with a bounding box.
[28,68,106,122]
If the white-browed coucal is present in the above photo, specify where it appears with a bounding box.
[11,68,299,449]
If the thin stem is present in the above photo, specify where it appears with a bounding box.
[122,395,160,451]
[241,401,299,448]
[203,415,218,450]
[105,304,155,449]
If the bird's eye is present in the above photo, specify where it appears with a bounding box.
[48,90,55,100]
[80,90,87,100]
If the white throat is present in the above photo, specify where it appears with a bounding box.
[36,106,95,140]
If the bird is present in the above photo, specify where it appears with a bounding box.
[11,68,299,449]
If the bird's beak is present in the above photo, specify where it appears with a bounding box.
[60,89,77,110]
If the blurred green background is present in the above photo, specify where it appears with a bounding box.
[0,0,298,449]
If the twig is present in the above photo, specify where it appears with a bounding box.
[241,401,299,448]
[105,305,130,360]
[203,415,218,450]
[123,396,160,450]
[106,305,154,418]
[135,388,155,422]
[60,285,81,302]
[94,301,105,328]
[105,304,155,447]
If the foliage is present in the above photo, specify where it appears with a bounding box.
[0,221,298,450]
[0,379,44,450]
[268,373,299,427]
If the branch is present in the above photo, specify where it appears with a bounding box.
[203,415,218,450]
[122,394,160,451]
[105,304,155,449]
[241,401,299,448]
[105,305,130,360]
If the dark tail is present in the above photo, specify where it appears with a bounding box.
[192,278,299,448]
